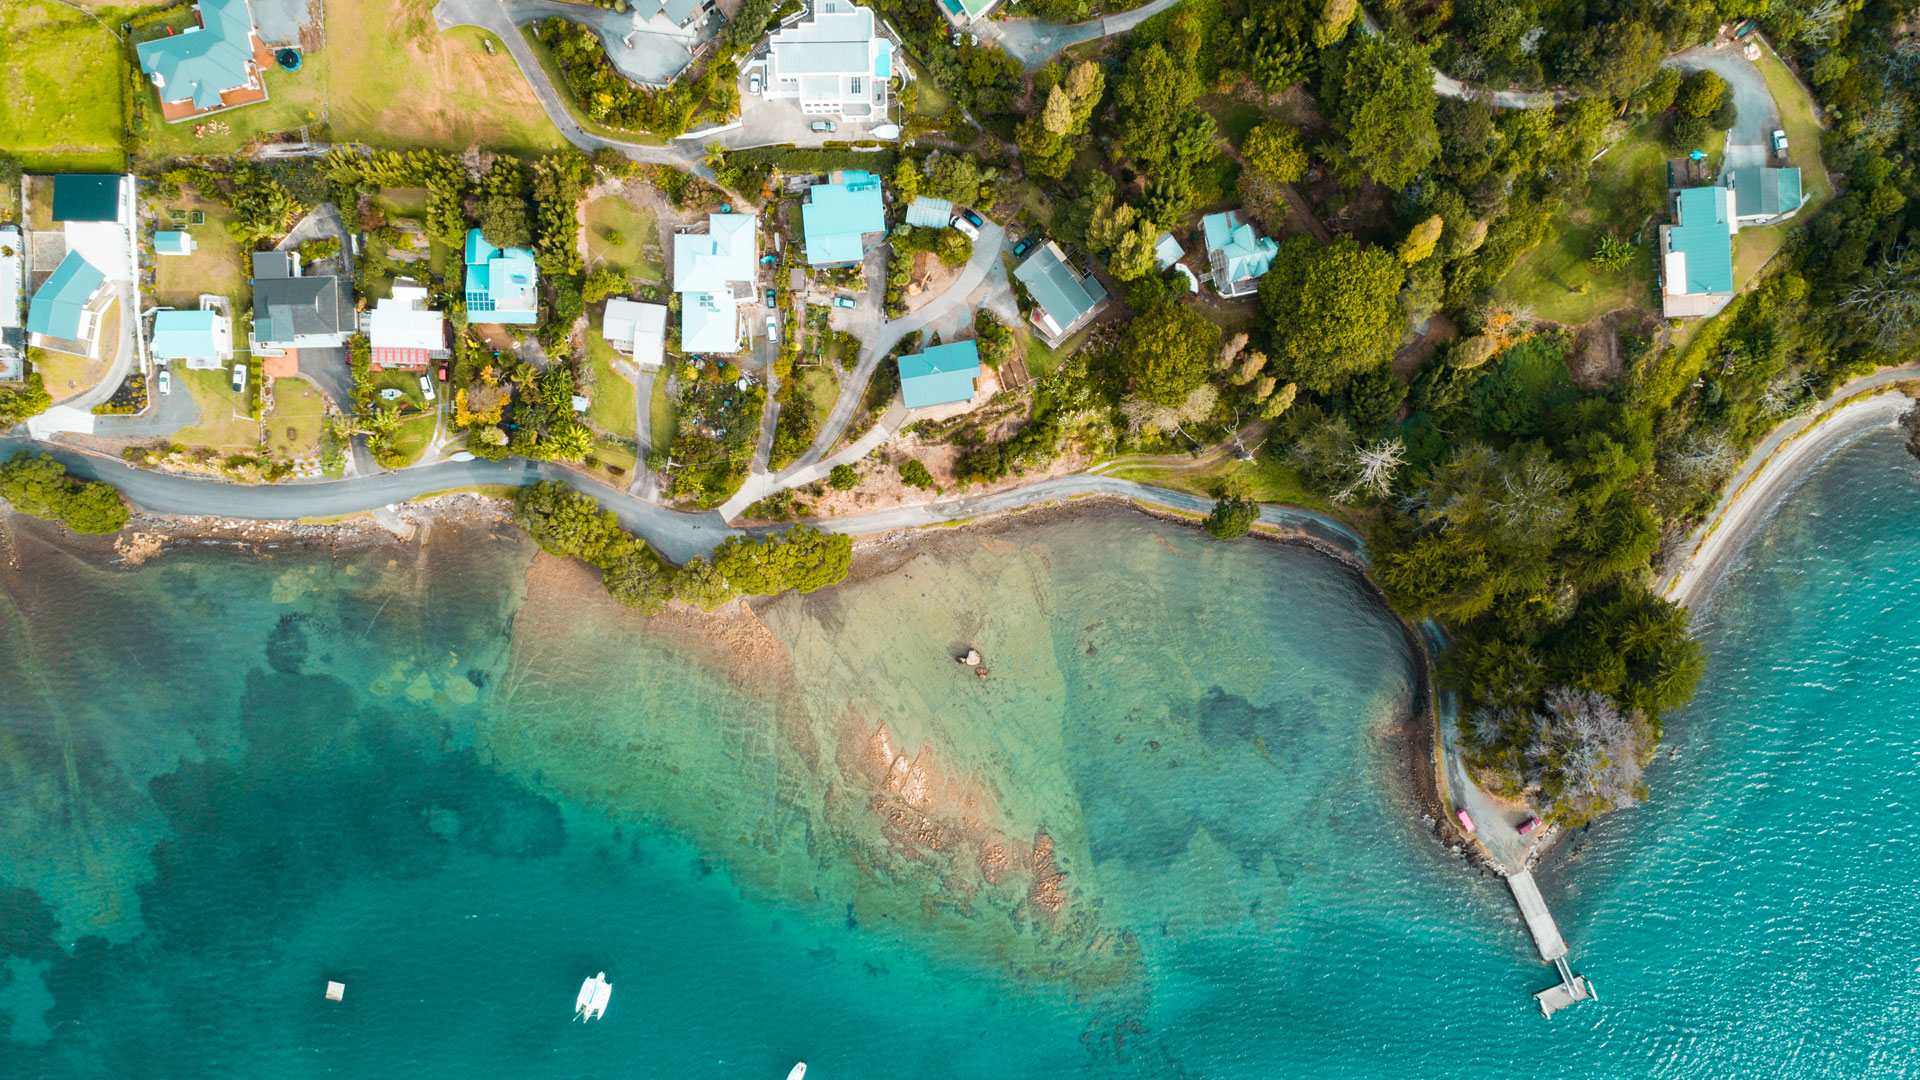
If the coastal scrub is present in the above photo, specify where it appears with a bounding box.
[0,453,130,534]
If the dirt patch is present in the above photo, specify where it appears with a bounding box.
[902,251,963,313]
[1393,313,1459,381]
[1568,307,1662,386]
[795,427,1091,521]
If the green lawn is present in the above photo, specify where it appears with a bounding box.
[907,58,950,116]
[1,0,127,171]
[1494,122,1667,324]
[590,434,637,482]
[370,368,436,411]
[1102,454,1334,512]
[264,378,326,458]
[583,196,664,282]
[375,187,432,218]
[796,367,838,427]
[151,196,248,309]
[176,367,260,451]
[650,373,678,452]
[388,414,437,467]
[584,323,639,439]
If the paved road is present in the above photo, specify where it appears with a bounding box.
[94,374,202,438]
[628,368,659,499]
[1668,44,1778,174]
[508,0,715,87]
[715,221,1006,518]
[986,0,1186,70]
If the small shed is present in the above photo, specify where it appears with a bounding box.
[154,231,196,256]
[905,196,954,229]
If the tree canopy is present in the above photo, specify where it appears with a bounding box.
[1328,35,1439,190]
[1122,301,1222,406]
[1259,236,1405,393]
[712,525,853,595]
[0,454,130,534]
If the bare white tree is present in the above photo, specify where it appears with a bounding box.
[1335,438,1405,503]
[1665,431,1737,483]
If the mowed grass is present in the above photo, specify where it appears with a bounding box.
[0,0,127,171]
[177,366,261,450]
[1735,45,1834,287]
[151,196,248,309]
[143,0,562,157]
[583,196,664,282]
[797,367,838,427]
[388,414,438,466]
[35,297,116,401]
[584,323,639,439]
[650,373,678,450]
[1102,453,1335,513]
[264,378,326,458]
[1495,122,1668,324]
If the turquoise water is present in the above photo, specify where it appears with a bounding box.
[2,455,1919,1077]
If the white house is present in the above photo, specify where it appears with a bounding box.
[365,282,448,370]
[760,0,892,122]
[672,214,758,353]
[603,298,668,370]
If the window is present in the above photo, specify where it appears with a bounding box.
[850,78,862,95]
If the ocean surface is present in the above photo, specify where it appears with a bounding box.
[0,463,1917,1077]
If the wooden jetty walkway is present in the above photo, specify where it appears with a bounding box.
[1506,871,1596,1018]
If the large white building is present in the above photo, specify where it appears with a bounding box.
[760,0,892,122]
[672,214,758,353]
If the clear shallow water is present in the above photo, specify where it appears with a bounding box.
[1,465,1918,1077]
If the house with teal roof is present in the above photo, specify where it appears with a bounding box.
[1728,167,1805,224]
[150,306,233,369]
[134,0,267,122]
[1660,185,1736,319]
[464,230,541,325]
[1014,241,1109,346]
[26,251,108,355]
[802,171,886,266]
[1200,211,1279,298]
[899,340,981,409]
[154,231,196,256]
[673,213,758,353]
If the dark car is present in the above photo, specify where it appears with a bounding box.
[1011,238,1033,258]
[1517,816,1542,835]
[766,289,777,307]
[960,208,985,228]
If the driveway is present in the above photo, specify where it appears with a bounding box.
[508,0,717,87]
[1667,45,1778,174]
[984,0,1185,71]
[710,91,896,149]
[251,0,316,46]
[93,374,201,438]
[297,346,352,409]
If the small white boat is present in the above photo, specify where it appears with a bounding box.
[574,972,612,1021]
[786,1065,806,1080]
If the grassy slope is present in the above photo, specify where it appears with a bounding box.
[151,195,248,309]
[1494,122,1666,324]
[176,367,260,450]
[650,373,678,451]
[142,0,562,158]
[584,323,639,439]
[583,196,664,282]
[1102,454,1334,512]
[1,0,128,171]
[264,378,325,458]
[1734,46,1834,285]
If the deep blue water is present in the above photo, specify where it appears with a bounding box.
[2,448,1920,1078]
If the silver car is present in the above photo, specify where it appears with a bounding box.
[810,120,835,133]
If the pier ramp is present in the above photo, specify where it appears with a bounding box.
[1507,871,1595,1018]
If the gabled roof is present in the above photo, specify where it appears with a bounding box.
[631,0,701,22]
[905,196,953,229]
[154,231,194,255]
[898,340,980,408]
[1731,167,1803,218]
[802,172,885,266]
[27,252,105,339]
[368,285,446,350]
[1153,231,1184,270]
[673,214,757,292]
[135,0,258,111]
[150,309,223,359]
[605,299,668,368]
[680,290,740,353]
[253,259,352,344]
[51,175,123,224]
[1014,242,1106,333]
[1667,185,1734,296]
[1201,211,1278,284]
[464,229,539,323]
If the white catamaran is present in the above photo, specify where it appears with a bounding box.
[574,972,612,1021]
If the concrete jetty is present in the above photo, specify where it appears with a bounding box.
[1507,871,1595,1018]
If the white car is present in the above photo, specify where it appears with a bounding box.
[156,369,171,396]
[810,120,835,133]
[419,374,434,397]
[749,72,761,95]
[766,314,780,343]
[230,363,246,394]
[1772,129,1789,156]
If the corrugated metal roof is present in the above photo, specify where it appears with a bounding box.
[905,197,953,229]
[151,309,221,359]
[802,177,885,266]
[1014,243,1105,333]
[1668,186,1734,296]
[26,251,104,339]
[899,340,980,408]
[135,0,257,111]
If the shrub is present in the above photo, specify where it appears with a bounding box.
[1204,493,1257,540]
[899,459,933,488]
[0,453,130,534]
[828,463,859,489]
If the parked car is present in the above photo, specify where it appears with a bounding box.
[951,217,979,241]
[766,289,777,307]
[960,208,985,228]
[230,363,246,394]
[766,314,779,342]
[1772,128,1789,156]
[1010,238,1033,258]
[437,361,449,381]
[1517,816,1542,836]
[1456,809,1476,835]
[419,374,434,397]
[157,369,171,396]
[810,120,835,133]
[748,72,761,94]
[833,296,856,309]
